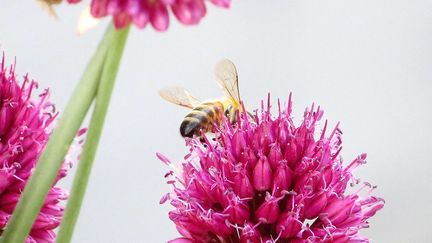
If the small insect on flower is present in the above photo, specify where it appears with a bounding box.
[159,59,249,138]
[159,95,385,243]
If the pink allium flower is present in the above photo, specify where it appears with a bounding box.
[159,95,384,243]
[0,55,77,242]
[67,0,231,31]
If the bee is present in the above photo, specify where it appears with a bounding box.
[159,59,245,138]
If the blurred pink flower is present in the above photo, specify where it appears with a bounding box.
[0,55,79,242]
[159,94,384,242]
[67,0,231,31]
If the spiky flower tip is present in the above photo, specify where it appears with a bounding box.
[159,94,385,243]
[0,55,81,242]
[67,0,231,31]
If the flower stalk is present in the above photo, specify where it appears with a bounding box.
[57,25,130,243]
[0,24,128,243]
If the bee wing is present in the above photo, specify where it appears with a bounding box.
[214,59,241,104]
[158,87,202,109]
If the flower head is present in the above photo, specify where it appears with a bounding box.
[160,94,384,242]
[68,0,231,31]
[0,55,79,242]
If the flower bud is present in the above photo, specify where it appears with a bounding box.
[240,223,260,243]
[224,198,250,224]
[253,157,272,191]
[234,170,254,198]
[272,162,293,196]
[303,191,328,219]
[276,212,302,238]
[255,193,281,224]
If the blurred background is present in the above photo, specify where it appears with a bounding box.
[1,1,432,242]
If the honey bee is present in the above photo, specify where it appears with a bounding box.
[159,59,245,138]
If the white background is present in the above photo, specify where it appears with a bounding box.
[1,1,432,242]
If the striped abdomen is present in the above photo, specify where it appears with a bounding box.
[180,101,224,137]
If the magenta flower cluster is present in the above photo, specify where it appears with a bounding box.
[68,0,231,31]
[159,95,384,243]
[0,56,74,242]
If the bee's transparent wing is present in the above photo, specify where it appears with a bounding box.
[158,87,201,108]
[214,59,241,104]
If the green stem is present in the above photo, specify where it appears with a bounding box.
[0,24,119,243]
[57,26,130,243]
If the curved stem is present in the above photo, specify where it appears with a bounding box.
[57,25,130,243]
